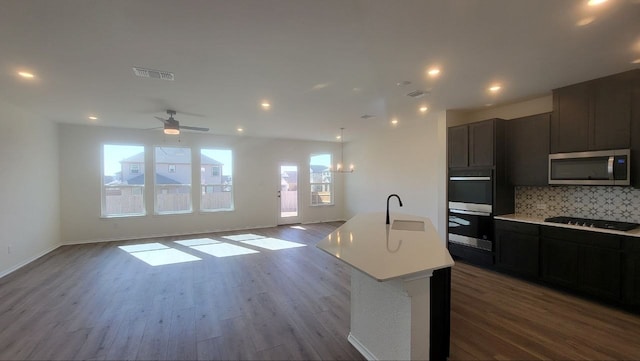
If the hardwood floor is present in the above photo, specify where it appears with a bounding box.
[0,222,363,361]
[450,261,640,360]
[1,222,639,360]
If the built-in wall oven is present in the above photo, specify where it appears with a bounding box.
[447,169,494,265]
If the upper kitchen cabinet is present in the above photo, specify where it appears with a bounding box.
[551,70,637,153]
[631,70,640,188]
[507,113,550,186]
[448,125,469,168]
[448,118,503,168]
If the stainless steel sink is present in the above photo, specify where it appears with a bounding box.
[391,220,425,231]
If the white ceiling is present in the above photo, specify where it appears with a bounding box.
[1,0,639,142]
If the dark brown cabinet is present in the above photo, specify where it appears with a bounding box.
[540,226,622,302]
[448,119,499,168]
[448,125,469,168]
[506,113,550,186]
[495,220,539,278]
[551,70,636,154]
[551,82,591,153]
[630,70,640,188]
[469,120,495,167]
[624,239,640,308]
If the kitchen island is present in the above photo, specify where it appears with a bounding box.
[316,212,454,361]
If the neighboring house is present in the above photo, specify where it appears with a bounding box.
[119,149,223,187]
[281,170,298,191]
[310,164,331,191]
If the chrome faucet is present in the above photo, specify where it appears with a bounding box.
[386,194,403,225]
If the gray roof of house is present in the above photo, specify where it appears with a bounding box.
[126,173,181,185]
[121,149,221,165]
[310,165,329,173]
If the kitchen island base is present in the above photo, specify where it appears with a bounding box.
[348,268,431,360]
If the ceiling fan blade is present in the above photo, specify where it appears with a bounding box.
[181,125,210,132]
[154,116,171,125]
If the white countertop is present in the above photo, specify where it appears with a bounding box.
[316,212,454,281]
[495,214,640,238]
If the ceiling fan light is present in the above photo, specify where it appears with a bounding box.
[164,124,180,135]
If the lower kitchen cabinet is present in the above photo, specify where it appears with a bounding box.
[625,239,640,308]
[540,237,579,289]
[540,226,622,302]
[494,220,632,307]
[495,220,539,278]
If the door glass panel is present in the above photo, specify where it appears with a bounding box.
[280,165,298,218]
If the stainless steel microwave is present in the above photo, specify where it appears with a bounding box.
[548,149,630,186]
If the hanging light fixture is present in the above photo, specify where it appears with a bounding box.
[331,128,354,173]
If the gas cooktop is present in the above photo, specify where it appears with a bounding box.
[544,216,639,231]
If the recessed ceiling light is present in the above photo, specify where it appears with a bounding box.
[419,106,428,113]
[576,17,595,26]
[488,84,502,92]
[237,127,244,132]
[88,116,98,120]
[261,101,271,109]
[391,118,399,125]
[427,68,441,77]
[18,71,35,79]
[587,0,607,6]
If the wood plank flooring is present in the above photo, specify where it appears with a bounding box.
[0,222,363,361]
[1,222,640,360]
[450,261,640,360]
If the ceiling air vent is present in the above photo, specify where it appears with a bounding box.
[132,67,175,81]
[406,90,429,98]
[360,114,375,120]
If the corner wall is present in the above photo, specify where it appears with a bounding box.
[344,111,448,240]
[0,102,61,278]
[58,124,345,244]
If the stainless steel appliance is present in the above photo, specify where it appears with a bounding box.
[549,149,630,186]
[448,203,493,251]
[544,216,639,231]
[447,169,495,265]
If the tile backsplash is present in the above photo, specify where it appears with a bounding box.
[515,186,640,223]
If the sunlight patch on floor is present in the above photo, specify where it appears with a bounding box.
[222,234,265,241]
[290,225,306,230]
[174,238,220,247]
[118,242,202,266]
[240,237,306,250]
[118,242,168,253]
[190,242,260,257]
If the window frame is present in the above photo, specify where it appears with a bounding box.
[154,146,193,215]
[101,143,146,218]
[200,148,234,212]
[309,153,334,206]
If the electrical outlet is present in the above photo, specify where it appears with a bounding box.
[536,203,547,210]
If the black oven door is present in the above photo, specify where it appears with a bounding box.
[448,208,493,251]
[448,169,492,205]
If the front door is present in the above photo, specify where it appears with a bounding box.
[278,164,300,224]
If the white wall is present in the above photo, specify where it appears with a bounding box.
[344,111,448,240]
[0,102,61,277]
[447,95,552,126]
[58,124,345,244]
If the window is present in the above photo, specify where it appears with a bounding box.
[168,164,176,173]
[102,144,145,217]
[155,146,192,214]
[201,149,233,211]
[310,153,333,205]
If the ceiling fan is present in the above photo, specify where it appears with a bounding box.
[155,110,209,135]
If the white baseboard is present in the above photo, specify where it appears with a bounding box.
[0,243,62,279]
[63,223,277,245]
[348,332,378,361]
